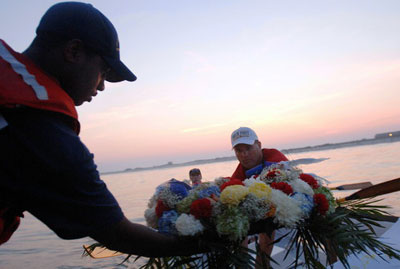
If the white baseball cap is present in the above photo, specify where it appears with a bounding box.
[231,127,258,148]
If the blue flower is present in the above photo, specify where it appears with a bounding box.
[291,192,314,217]
[155,178,191,198]
[158,210,178,234]
[198,186,220,199]
[169,180,191,198]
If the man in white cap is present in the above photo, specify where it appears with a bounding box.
[231,127,288,179]
[230,127,288,268]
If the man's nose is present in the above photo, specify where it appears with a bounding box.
[239,150,249,157]
[97,80,105,91]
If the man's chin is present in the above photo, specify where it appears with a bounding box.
[75,97,92,106]
[242,160,258,170]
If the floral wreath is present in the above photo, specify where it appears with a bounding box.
[86,162,400,268]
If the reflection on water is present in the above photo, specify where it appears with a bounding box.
[1,142,400,268]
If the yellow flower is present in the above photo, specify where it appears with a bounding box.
[220,185,249,206]
[248,182,271,200]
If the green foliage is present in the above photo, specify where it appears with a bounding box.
[134,242,258,269]
[84,199,400,268]
[284,198,400,269]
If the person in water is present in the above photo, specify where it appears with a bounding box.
[189,168,202,186]
[0,1,208,256]
[230,127,288,268]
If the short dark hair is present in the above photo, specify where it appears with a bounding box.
[189,168,201,176]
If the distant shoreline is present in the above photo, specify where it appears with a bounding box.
[101,136,400,175]
[281,136,400,154]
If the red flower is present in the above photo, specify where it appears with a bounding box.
[220,179,244,192]
[190,198,213,219]
[314,193,329,215]
[266,170,280,178]
[299,173,319,189]
[270,182,293,195]
[155,200,170,218]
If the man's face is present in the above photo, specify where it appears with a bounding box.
[61,44,110,106]
[234,141,263,170]
[190,174,202,185]
[72,55,109,105]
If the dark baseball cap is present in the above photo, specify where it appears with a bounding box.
[36,2,136,82]
[189,168,201,176]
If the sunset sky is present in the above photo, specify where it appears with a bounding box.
[2,0,400,172]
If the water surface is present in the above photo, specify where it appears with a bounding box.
[1,142,399,268]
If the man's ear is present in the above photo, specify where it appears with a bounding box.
[255,140,262,148]
[63,39,85,63]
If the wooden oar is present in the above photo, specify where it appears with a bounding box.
[337,177,400,203]
[83,244,124,259]
[329,181,372,190]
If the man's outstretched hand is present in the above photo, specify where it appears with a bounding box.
[248,218,277,238]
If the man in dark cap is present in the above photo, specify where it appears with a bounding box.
[0,2,204,257]
[189,168,202,186]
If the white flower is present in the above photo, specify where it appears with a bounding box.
[158,188,182,208]
[144,207,158,229]
[260,167,291,183]
[214,177,230,187]
[243,177,263,187]
[290,178,314,196]
[147,195,158,208]
[275,161,292,171]
[241,194,272,221]
[175,214,204,236]
[269,189,302,228]
[260,162,303,183]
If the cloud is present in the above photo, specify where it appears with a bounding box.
[182,122,230,134]
[183,50,217,73]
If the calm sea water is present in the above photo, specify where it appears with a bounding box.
[1,142,400,268]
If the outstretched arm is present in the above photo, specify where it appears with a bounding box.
[90,216,206,257]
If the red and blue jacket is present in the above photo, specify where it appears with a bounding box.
[231,148,289,180]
